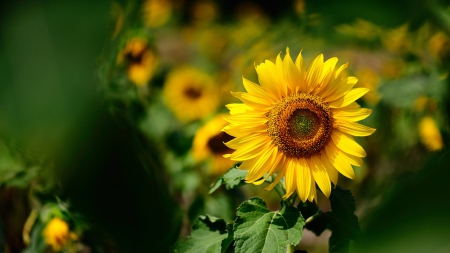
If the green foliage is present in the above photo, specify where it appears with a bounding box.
[233,197,304,253]
[172,215,230,253]
[303,186,361,253]
[209,167,247,194]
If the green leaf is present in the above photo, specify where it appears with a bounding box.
[233,197,305,253]
[209,167,247,194]
[328,186,361,253]
[172,215,229,253]
[220,223,234,253]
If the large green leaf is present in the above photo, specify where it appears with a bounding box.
[172,215,230,253]
[233,197,304,253]
[328,186,361,253]
[209,167,247,194]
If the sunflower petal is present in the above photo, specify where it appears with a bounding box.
[231,91,275,110]
[265,156,287,191]
[283,158,297,199]
[325,144,355,179]
[310,155,331,197]
[337,121,376,136]
[225,103,254,115]
[324,76,358,102]
[331,130,367,157]
[321,152,338,186]
[283,47,302,94]
[328,88,370,108]
[333,107,372,122]
[295,158,311,202]
[242,77,277,102]
[306,54,324,93]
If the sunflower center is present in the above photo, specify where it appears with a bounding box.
[184,86,202,99]
[267,93,333,158]
[207,132,234,154]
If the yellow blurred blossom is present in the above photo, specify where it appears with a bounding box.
[143,0,172,28]
[382,24,411,54]
[192,114,236,175]
[117,38,159,86]
[355,67,381,106]
[335,19,382,41]
[418,116,443,151]
[163,67,219,122]
[428,31,449,59]
[42,217,77,252]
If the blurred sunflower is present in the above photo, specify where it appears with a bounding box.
[418,116,443,151]
[143,0,172,28]
[223,48,375,202]
[117,38,159,86]
[192,114,235,176]
[163,67,219,122]
[42,217,77,251]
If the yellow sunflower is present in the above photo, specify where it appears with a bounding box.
[192,114,236,176]
[223,48,375,202]
[117,38,159,87]
[163,67,219,122]
[42,217,77,251]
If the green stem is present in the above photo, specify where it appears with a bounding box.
[274,182,285,199]
[286,244,295,253]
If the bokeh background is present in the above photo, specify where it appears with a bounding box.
[1,0,450,252]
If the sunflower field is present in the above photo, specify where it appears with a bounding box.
[1,0,450,252]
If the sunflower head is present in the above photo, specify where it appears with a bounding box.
[163,67,219,122]
[192,114,235,175]
[223,48,375,202]
[117,38,159,86]
[42,217,77,251]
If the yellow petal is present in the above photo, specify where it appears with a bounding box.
[294,50,307,93]
[328,141,363,166]
[328,88,370,108]
[255,61,283,99]
[331,130,367,157]
[265,156,287,191]
[229,138,271,161]
[246,146,278,182]
[321,152,338,186]
[312,57,339,95]
[310,155,331,197]
[324,76,358,102]
[242,77,277,102]
[325,144,355,179]
[283,47,302,94]
[333,107,372,122]
[337,121,376,137]
[306,54,324,93]
[295,158,311,202]
[283,158,297,199]
[225,103,254,115]
[231,91,274,110]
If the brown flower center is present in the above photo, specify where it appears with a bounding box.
[267,93,333,158]
[184,86,202,99]
[207,132,234,154]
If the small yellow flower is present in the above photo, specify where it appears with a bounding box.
[117,38,159,86]
[419,116,443,151]
[192,114,236,176]
[143,0,172,28]
[42,217,76,251]
[163,67,219,122]
[224,48,375,202]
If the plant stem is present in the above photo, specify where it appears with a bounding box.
[286,244,295,253]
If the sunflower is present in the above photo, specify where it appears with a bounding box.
[163,67,219,122]
[192,114,235,176]
[117,38,159,86]
[223,48,375,202]
[42,217,77,251]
